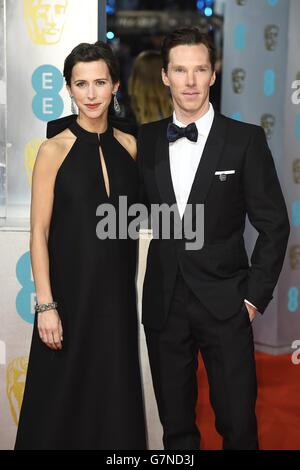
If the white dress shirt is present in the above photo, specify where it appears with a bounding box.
[169,102,214,219]
[168,103,257,312]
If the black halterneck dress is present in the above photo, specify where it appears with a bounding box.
[15,115,146,450]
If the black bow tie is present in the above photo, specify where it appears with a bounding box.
[167,122,198,143]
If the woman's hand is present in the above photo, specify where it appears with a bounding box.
[38,309,63,350]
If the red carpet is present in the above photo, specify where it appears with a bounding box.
[196,352,300,450]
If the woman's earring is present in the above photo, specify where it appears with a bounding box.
[113,93,121,114]
[71,96,77,114]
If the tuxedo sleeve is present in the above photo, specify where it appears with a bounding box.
[243,126,290,313]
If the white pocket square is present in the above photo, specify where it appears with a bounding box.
[214,170,236,175]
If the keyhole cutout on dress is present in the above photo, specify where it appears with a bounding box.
[99,146,110,198]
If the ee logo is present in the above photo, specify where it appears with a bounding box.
[16,252,36,324]
[292,201,300,226]
[288,287,299,313]
[32,64,64,121]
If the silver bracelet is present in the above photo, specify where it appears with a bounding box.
[35,301,58,314]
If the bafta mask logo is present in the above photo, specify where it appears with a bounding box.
[293,159,300,184]
[264,24,279,51]
[290,245,300,270]
[236,0,247,5]
[6,357,28,425]
[261,113,275,139]
[23,0,68,45]
[24,139,45,186]
[232,68,246,94]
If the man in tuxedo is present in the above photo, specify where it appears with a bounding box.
[137,27,290,450]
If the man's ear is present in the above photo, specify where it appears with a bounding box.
[210,70,216,87]
[161,68,170,87]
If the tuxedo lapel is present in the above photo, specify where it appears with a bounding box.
[154,117,181,221]
[182,112,227,221]
[154,113,227,231]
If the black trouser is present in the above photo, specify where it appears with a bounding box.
[144,270,258,450]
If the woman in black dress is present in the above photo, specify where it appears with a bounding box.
[15,41,146,450]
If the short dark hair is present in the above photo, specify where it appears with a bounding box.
[63,41,120,86]
[161,27,216,72]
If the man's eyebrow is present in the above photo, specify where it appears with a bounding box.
[171,64,210,67]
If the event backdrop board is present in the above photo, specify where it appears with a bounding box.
[221,0,300,353]
[5,0,101,220]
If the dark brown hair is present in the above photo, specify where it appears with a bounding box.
[63,41,119,86]
[161,27,216,72]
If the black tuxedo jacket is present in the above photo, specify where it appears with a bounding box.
[137,112,290,330]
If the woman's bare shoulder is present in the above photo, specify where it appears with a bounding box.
[113,128,137,160]
[38,129,76,159]
[35,129,76,171]
[45,128,76,151]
